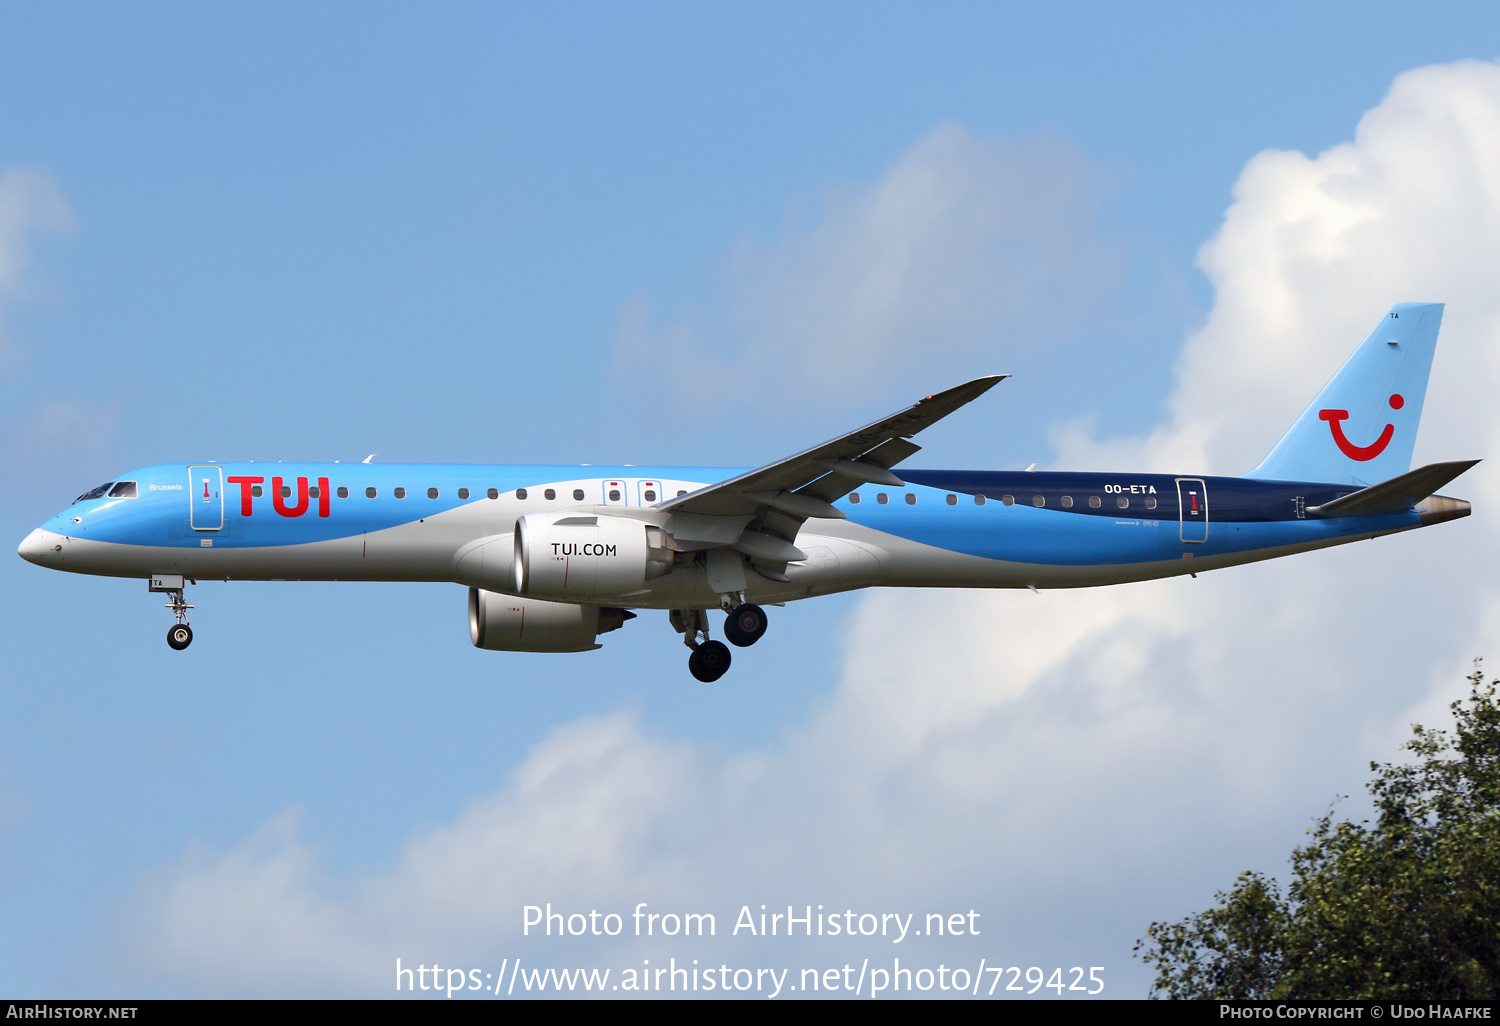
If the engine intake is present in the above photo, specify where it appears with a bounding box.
[513,512,672,600]
[468,588,635,652]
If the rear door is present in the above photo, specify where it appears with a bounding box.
[189,464,224,531]
[1176,478,1208,543]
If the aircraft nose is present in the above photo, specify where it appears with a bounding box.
[18,527,62,566]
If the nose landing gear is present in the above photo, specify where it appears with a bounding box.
[150,574,194,651]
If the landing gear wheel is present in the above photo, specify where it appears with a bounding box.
[723,603,768,647]
[688,640,732,682]
[167,624,193,651]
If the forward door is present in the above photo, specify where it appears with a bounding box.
[188,464,223,531]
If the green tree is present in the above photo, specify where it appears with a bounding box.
[1135,664,1500,999]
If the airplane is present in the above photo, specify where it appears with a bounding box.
[17,302,1478,682]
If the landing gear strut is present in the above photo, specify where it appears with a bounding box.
[150,574,194,651]
[671,608,731,682]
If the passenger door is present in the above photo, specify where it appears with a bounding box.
[188,464,224,531]
[1176,478,1208,543]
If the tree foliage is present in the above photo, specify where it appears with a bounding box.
[1136,664,1500,999]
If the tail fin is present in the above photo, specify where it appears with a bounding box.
[1243,302,1443,485]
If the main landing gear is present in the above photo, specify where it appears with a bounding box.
[671,600,770,682]
[723,602,768,648]
[150,574,194,650]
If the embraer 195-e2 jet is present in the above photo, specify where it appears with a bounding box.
[17,303,1478,681]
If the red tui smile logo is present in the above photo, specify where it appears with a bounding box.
[1319,394,1403,461]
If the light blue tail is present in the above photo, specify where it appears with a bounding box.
[1243,302,1443,485]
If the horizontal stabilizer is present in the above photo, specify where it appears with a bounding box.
[1307,459,1480,517]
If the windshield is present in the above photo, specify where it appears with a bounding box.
[73,483,114,504]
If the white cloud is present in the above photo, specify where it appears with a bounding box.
[614,126,1122,417]
[0,167,71,369]
[123,60,1500,995]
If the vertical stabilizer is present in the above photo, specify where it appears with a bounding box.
[1243,303,1443,485]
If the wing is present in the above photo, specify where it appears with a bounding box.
[658,375,1006,572]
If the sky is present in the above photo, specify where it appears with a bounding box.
[4,2,1500,998]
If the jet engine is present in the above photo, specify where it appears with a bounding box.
[512,512,673,600]
[468,588,635,653]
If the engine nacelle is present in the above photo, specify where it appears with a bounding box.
[468,588,634,653]
[513,512,672,600]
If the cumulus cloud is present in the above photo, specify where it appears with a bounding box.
[614,126,1122,417]
[123,60,1500,995]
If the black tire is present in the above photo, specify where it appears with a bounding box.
[688,640,732,682]
[723,603,768,647]
[167,624,193,651]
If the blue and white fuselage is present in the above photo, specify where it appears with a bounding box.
[14,304,1479,679]
[15,462,1466,594]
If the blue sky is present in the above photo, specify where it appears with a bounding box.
[4,3,1500,997]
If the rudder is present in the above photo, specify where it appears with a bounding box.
[1243,303,1443,485]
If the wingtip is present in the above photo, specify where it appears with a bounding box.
[923,374,1008,402]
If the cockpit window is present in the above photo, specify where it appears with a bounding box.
[107,481,138,498]
[73,483,114,503]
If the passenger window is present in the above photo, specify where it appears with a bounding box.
[876,493,888,504]
[337,487,349,499]
[609,489,621,502]
[946,494,957,505]
[308,486,320,498]
[573,489,585,501]
[107,481,138,498]
[1089,495,1101,508]
[1033,495,1045,507]
[488,489,499,500]
[1145,496,1157,510]
[281,485,291,498]
[676,490,686,497]
[975,494,986,506]
[458,488,470,500]
[252,485,264,498]
[1116,496,1129,509]
[427,488,438,499]
[1061,495,1073,508]
[643,489,656,502]
[544,488,556,500]
[849,493,861,504]
[366,487,377,499]
[395,487,406,499]
[515,488,527,500]
[905,493,916,505]
[1002,494,1015,506]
